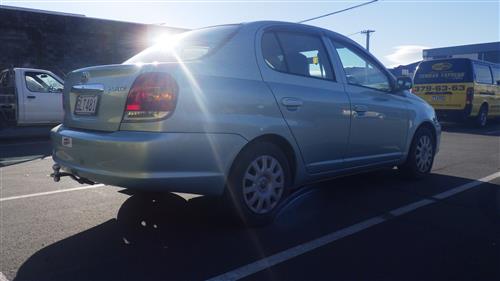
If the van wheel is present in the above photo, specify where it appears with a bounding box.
[399,127,435,179]
[476,105,488,127]
[224,142,291,226]
[0,114,7,129]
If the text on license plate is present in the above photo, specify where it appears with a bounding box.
[431,96,446,102]
[75,95,98,115]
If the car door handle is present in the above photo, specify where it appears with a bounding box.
[353,105,367,112]
[27,95,36,99]
[281,98,303,109]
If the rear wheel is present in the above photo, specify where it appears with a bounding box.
[399,127,435,179]
[476,104,488,127]
[224,142,291,226]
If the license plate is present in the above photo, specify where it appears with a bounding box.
[75,95,98,115]
[431,96,446,102]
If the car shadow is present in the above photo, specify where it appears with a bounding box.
[14,170,500,281]
[440,121,500,136]
[0,138,52,167]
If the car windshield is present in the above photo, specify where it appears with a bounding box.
[414,59,473,84]
[124,25,240,64]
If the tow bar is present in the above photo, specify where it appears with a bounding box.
[50,164,95,185]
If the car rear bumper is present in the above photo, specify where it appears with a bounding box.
[435,105,472,121]
[51,125,247,196]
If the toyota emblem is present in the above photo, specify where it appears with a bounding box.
[81,71,90,83]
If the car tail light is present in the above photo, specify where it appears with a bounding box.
[123,72,178,122]
[466,87,474,105]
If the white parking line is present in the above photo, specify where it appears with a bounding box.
[206,171,500,281]
[0,184,105,202]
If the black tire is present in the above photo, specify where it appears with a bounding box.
[476,104,488,128]
[399,127,435,179]
[224,141,292,226]
[0,113,7,129]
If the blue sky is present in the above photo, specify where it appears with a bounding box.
[2,0,499,66]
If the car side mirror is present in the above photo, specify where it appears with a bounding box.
[395,76,413,91]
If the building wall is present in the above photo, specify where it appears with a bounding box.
[0,7,185,77]
[423,42,500,64]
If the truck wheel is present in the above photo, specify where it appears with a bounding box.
[225,142,291,226]
[476,104,488,128]
[399,127,435,179]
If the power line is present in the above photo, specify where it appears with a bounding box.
[297,0,378,24]
[346,31,362,37]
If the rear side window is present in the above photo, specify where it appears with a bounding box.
[474,63,493,84]
[492,67,500,84]
[414,59,473,84]
[261,32,287,72]
[261,31,334,80]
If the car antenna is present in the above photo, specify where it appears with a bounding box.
[297,0,378,24]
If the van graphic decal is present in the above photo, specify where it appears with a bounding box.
[432,62,453,71]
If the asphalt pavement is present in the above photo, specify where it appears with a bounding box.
[0,122,499,281]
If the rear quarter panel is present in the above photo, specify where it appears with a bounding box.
[119,23,308,186]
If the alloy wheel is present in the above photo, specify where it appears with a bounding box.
[415,135,433,173]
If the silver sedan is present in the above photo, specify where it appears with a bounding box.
[51,21,441,225]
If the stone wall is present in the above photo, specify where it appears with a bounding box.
[0,7,185,78]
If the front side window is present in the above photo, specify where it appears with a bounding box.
[261,31,334,80]
[474,63,493,84]
[333,40,390,91]
[25,72,63,93]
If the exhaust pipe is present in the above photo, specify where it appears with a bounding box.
[50,164,96,185]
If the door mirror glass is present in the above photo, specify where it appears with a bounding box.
[396,76,413,91]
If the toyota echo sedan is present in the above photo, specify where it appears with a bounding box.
[51,21,441,225]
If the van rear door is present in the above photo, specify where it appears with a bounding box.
[413,59,473,110]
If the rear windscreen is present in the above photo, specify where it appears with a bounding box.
[414,59,473,84]
[124,25,240,64]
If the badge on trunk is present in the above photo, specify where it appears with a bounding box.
[81,71,90,84]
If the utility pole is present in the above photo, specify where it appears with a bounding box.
[361,30,375,52]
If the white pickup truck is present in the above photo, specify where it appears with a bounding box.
[0,68,64,127]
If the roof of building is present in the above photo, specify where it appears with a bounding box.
[423,42,500,56]
[0,5,188,31]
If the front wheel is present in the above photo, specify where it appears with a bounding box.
[399,127,435,179]
[224,142,291,226]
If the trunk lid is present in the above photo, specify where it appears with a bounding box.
[63,64,142,132]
